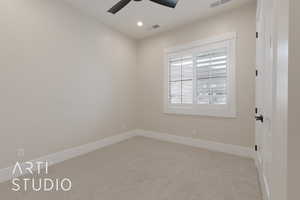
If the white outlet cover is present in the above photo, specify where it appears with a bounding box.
[122,124,127,130]
[17,148,25,157]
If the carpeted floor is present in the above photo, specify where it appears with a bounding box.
[0,136,262,200]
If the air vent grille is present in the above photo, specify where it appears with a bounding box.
[210,1,220,7]
[210,0,232,8]
[152,24,160,29]
[221,0,231,4]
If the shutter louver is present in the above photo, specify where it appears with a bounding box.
[196,48,228,105]
[169,56,193,104]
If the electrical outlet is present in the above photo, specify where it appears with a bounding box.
[122,124,127,130]
[192,130,197,136]
[17,148,24,157]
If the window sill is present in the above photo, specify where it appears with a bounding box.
[164,106,236,118]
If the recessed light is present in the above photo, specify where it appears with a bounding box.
[137,21,143,27]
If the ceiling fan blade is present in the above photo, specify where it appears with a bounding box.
[108,0,132,14]
[149,0,179,8]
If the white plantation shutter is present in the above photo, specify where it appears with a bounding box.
[168,48,228,105]
[196,48,228,105]
[169,56,193,104]
[165,33,236,117]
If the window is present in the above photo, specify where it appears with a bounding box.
[164,33,236,117]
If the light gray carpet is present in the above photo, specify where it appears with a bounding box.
[0,136,262,200]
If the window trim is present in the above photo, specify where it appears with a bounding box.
[164,32,237,118]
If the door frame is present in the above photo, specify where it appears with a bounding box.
[255,0,289,200]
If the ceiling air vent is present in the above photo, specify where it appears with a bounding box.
[210,1,220,7]
[152,24,161,29]
[210,0,232,8]
[221,0,231,4]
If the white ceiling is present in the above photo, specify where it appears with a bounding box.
[64,0,255,39]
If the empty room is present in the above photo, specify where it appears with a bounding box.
[0,0,298,200]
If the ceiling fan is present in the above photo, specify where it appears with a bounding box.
[108,0,179,14]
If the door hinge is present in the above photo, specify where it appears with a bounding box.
[256,32,259,39]
[255,145,258,151]
[255,107,258,114]
[256,69,258,77]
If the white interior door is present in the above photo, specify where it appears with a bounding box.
[256,0,274,198]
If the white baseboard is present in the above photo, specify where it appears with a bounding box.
[0,129,255,184]
[254,153,270,200]
[135,129,254,158]
[0,130,137,183]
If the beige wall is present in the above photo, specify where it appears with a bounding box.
[0,0,137,168]
[288,0,300,199]
[0,0,257,170]
[136,2,256,147]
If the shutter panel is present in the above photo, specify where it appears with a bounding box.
[195,48,228,105]
[169,56,193,104]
